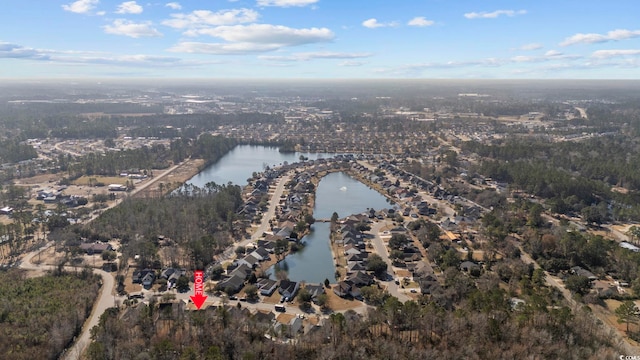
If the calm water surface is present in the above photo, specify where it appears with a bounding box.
[269,172,391,283]
[186,145,328,187]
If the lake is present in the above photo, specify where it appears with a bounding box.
[185,145,328,187]
[187,145,390,284]
[269,171,390,284]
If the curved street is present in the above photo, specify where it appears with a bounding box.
[18,243,115,360]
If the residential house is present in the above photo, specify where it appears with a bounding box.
[230,264,253,280]
[79,242,113,255]
[257,278,278,296]
[273,313,303,338]
[333,281,351,298]
[278,279,299,300]
[132,269,155,284]
[217,274,245,294]
[346,271,374,287]
[252,310,276,330]
[237,255,259,269]
[304,284,325,302]
[142,272,156,289]
[160,268,185,288]
[256,239,276,252]
[570,266,597,281]
[347,261,367,273]
[346,252,368,263]
[460,261,480,273]
[249,247,271,262]
[343,245,362,257]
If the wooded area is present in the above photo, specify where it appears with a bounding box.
[0,270,101,360]
[85,273,619,360]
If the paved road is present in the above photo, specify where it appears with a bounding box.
[18,242,116,360]
[369,221,411,302]
[517,247,575,307]
[215,173,292,263]
[216,173,292,263]
[248,173,291,244]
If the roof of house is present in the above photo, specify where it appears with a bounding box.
[279,279,298,295]
[241,254,259,266]
[230,264,253,279]
[79,242,112,252]
[304,284,325,298]
[346,271,374,287]
[334,281,351,296]
[253,247,270,258]
[253,310,275,324]
[218,274,245,292]
[257,278,278,290]
[460,261,480,272]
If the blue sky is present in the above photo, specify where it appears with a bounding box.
[1,0,640,79]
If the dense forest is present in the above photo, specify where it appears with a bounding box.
[461,136,640,221]
[88,182,243,270]
[0,139,38,163]
[0,269,101,360]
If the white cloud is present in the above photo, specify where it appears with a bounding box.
[362,18,397,29]
[591,49,640,59]
[375,51,591,77]
[185,24,333,44]
[544,50,563,57]
[165,2,182,10]
[339,60,365,67]
[519,43,542,51]
[104,19,162,38]
[0,41,211,68]
[511,55,536,63]
[62,0,99,14]
[169,25,334,54]
[116,1,143,14]
[162,9,259,29]
[259,51,372,61]
[560,29,640,46]
[256,0,318,7]
[0,42,51,60]
[168,42,281,54]
[300,51,372,60]
[407,17,434,27]
[464,10,526,19]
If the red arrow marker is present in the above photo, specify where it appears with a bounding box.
[190,270,208,310]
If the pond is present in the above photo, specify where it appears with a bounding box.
[269,172,391,284]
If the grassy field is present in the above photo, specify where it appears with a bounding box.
[73,176,127,186]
